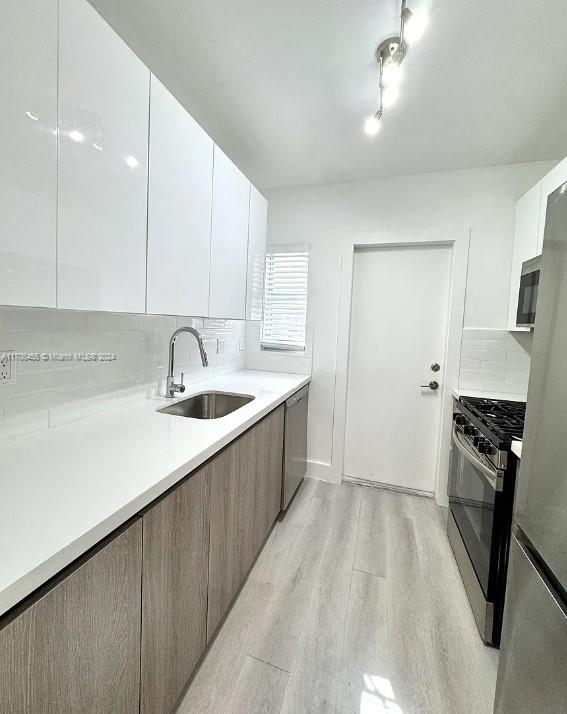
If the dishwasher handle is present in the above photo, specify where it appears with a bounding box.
[286,385,309,408]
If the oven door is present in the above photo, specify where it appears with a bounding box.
[448,426,501,597]
[516,256,540,327]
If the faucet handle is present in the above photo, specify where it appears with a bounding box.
[179,372,186,393]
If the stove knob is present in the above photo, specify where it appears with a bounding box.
[473,435,483,447]
[454,414,466,426]
[478,440,491,454]
[464,425,477,436]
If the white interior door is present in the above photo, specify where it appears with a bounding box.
[344,243,452,493]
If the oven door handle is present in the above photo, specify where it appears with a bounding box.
[452,425,504,492]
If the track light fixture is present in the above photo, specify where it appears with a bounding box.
[364,0,428,137]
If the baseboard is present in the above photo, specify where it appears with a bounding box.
[305,459,341,484]
[342,474,434,499]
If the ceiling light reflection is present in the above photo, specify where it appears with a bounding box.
[68,130,85,143]
[25,111,39,122]
[364,114,381,137]
[125,155,139,169]
[403,9,428,45]
[381,61,402,88]
[92,142,103,151]
[382,86,399,108]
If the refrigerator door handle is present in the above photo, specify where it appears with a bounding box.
[452,426,504,492]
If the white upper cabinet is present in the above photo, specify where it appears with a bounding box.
[209,146,251,319]
[507,183,541,331]
[57,0,150,313]
[146,76,214,317]
[0,0,58,307]
[246,186,268,321]
[537,156,567,253]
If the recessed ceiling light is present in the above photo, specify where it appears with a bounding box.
[125,155,139,169]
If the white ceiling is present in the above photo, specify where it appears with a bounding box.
[89,0,567,190]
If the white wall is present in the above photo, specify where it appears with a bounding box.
[264,162,554,480]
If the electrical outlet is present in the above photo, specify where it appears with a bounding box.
[0,350,15,385]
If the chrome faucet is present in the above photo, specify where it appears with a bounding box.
[166,327,209,398]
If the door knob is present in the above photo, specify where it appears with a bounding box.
[421,380,439,390]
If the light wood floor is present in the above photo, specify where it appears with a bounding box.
[178,478,498,714]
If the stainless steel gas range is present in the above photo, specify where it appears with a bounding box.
[447,395,525,647]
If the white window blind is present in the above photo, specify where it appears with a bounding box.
[261,249,309,351]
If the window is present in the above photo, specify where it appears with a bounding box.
[261,248,309,351]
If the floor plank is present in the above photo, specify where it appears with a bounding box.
[279,485,362,714]
[225,656,288,714]
[248,485,335,671]
[354,487,388,577]
[335,569,389,714]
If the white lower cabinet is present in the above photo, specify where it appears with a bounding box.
[0,0,58,308]
[209,146,251,319]
[507,183,541,331]
[146,76,214,317]
[57,0,150,313]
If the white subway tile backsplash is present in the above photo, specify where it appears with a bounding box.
[461,349,507,362]
[506,350,531,363]
[460,359,483,370]
[0,307,246,441]
[459,327,531,395]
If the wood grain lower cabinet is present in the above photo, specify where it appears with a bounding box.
[140,465,211,714]
[207,406,284,638]
[0,520,142,714]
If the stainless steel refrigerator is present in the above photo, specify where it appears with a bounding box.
[494,184,567,712]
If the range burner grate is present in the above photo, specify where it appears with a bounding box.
[460,397,526,444]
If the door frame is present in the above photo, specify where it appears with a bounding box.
[332,231,469,505]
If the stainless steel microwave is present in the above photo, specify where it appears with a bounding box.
[516,255,541,328]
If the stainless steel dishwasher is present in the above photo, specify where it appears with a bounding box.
[282,385,309,511]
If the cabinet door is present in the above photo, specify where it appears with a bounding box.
[207,435,248,638]
[209,146,251,319]
[141,466,210,714]
[0,0,57,307]
[57,0,150,312]
[246,185,268,320]
[537,156,567,253]
[0,520,142,714]
[146,76,213,317]
[207,407,284,638]
[507,182,542,331]
[250,405,284,553]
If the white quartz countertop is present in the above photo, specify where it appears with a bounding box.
[0,370,310,617]
[511,440,523,459]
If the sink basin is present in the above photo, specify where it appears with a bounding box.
[158,391,255,419]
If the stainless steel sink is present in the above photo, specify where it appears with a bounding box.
[158,391,255,419]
